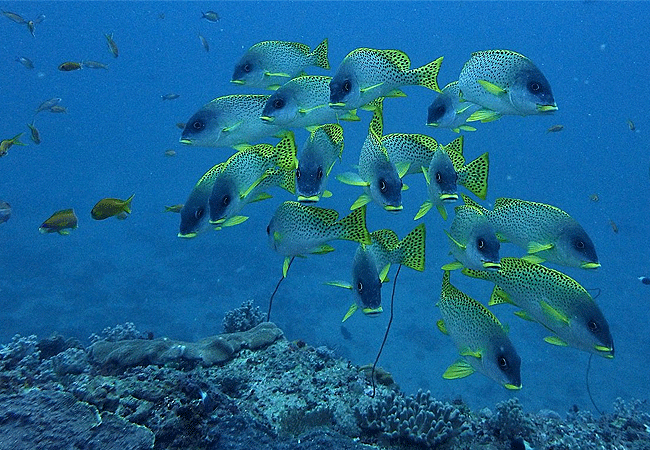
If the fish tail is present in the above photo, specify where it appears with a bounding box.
[410,56,443,92]
[368,99,384,138]
[312,38,330,70]
[397,223,426,271]
[277,168,296,194]
[11,133,26,145]
[273,132,298,171]
[337,205,371,244]
[458,152,489,200]
[123,193,135,214]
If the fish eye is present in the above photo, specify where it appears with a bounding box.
[575,240,585,249]
[498,356,509,369]
[273,98,285,109]
[343,80,352,93]
[243,63,252,73]
[192,120,205,131]
[588,320,599,333]
[194,208,204,220]
[528,81,541,93]
[356,281,363,294]
[435,172,442,183]
[477,238,485,249]
[379,179,387,193]
[316,167,323,180]
[296,168,301,179]
[222,195,230,206]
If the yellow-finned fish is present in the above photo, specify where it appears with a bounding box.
[27,121,41,144]
[462,257,614,358]
[427,81,481,133]
[437,271,521,390]
[0,133,27,157]
[179,163,226,238]
[458,50,557,121]
[39,209,78,235]
[58,62,82,71]
[295,124,344,203]
[329,47,443,111]
[91,194,134,220]
[232,39,330,90]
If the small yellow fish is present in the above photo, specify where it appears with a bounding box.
[627,119,635,131]
[49,105,67,113]
[39,209,78,235]
[546,124,564,133]
[58,61,82,71]
[27,122,40,144]
[91,194,134,220]
[164,149,177,157]
[164,204,184,213]
[105,33,119,58]
[0,133,27,157]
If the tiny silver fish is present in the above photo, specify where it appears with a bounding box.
[82,60,109,70]
[161,93,180,101]
[16,56,34,69]
[199,34,209,52]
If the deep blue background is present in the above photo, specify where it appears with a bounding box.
[1,1,648,414]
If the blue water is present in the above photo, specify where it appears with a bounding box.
[1,1,648,415]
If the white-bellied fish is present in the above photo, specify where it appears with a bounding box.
[91,194,134,220]
[462,257,614,358]
[180,94,286,150]
[0,133,27,157]
[198,34,209,52]
[462,195,599,269]
[0,200,11,224]
[296,124,344,203]
[337,105,407,212]
[437,271,521,389]
[178,163,226,238]
[329,224,426,321]
[58,61,82,72]
[442,204,500,271]
[414,138,489,220]
[267,201,371,275]
[39,209,78,235]
[260,75,359,128]
[329,47,443,110]
[208,133,298,229]
[458,50,557,121]
[427,81,482,132]
[232,39,330,90]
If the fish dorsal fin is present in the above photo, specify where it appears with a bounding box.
[336,172,368,187]
[325,280,353,290]
[436,319,448,335]
[489,285,513,306]
[527,241,554,254]
[540,301,571,325]
[379,264,391,283]
[398,223,426,271]
[342,303,358,322]
[414,201,432,220]
[273,132,298,170]
[369,99,384,137]
[443,145,465,172]
[378,49,411,71]
[514,310,536,322]
[544,335,569,347]
[457,152,489,200]
[312,244,335,255]
[444,229,466,251]
[311,38,330,69]
[442,359,475,380]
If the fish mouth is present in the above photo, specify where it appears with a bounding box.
[426,122,440,127]
[179,138,192,145]
[362,306,383,316]
[580,261,601,269]
[297,195,319,203]
[594,344,614,358]
[440,193,459,202]
[384,204,403,212]
[329,102,346,109]
[177,232,197,239]
[537,104,558,112]
[504,383,522,390]
[482,261,501,270]
[260,116,275,123]
[230,79,245,85]
[209,218,224,225]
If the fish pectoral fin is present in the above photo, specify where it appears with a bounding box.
[342,304,358,322]
[350,194,372,210]
[458,125,477,132]
[395,161,411,178]
[459,348,482,359]
[477,79,507,96]
[514,310,537,322]
[467,108,501,123]
[495,232,509,243]
[299,104,326,115]
[336,172,368,186]
[360,82,385,93]
[436,204,448,220]
[222,121,243,133]
[443,359,475,380]
[325,280,353,290]
[489,285,513,306]
[544,335,569,347]
[264,71,291,78]
[441,261,464,271]
[232,143,252,151]
[414,201,432,220]
[385,89,406,98]
[444,229,466,251]
[527,241,554,254]
[282,257,292,278]
[521,254,545,265]
[339,110,361,122]
[379,264,391,283]
[421,166,431,184]
[322,190,333,198]
[436,319,448,335]
[266,84,282,90]
[312,244,335,255]
[220,216,248,227]
[540,300,571,325]
[248,192,273,203]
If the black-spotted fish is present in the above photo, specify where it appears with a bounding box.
[260,75,359,128]
[267,202,371,275]
[180,95,286,150]
[414,138,489,220]
[329,48,443,111]
[458,50,557,121]
[427,81,482,132]
[39,209,78,235]
[463,257,614,358]
[232,39,330,90]
[178,163,226,238]
[437,271,521,390]
[91,194,134,220]
[208,133,297,229]
[462,195,599,269]
[442,204,500,271]
[329,224,426,321]
[296,124,344,203]
[336,104,407,212]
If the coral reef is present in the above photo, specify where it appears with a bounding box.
[0,313,648,450]
[222,299,265,333]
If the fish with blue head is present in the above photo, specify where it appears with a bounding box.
[296,124,344,203]
[443,204,501,271]
[178,163,225,238]
[427,81,481,132]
